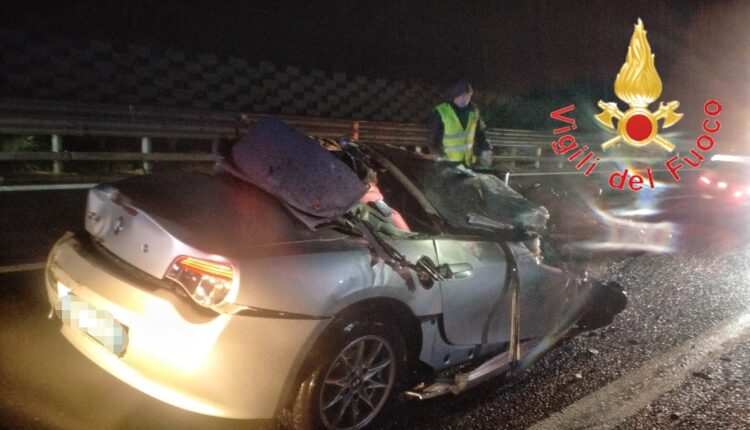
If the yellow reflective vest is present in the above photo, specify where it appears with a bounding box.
[435,102,478,165]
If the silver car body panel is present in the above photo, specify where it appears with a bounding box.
[231,238,441,318]
[513,246,578,340]
[417,319,506,370]
[86,185,212,280]
[434,238,574,347]
[435,238,510,345]
[87,184,447,318]
[46,233,327,419]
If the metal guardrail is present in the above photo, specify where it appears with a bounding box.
[0,98,551,143]
[0,99,351,140]
[0,98,665,174]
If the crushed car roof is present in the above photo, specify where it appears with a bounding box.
[216,117,547,235]
[368,143,549,235]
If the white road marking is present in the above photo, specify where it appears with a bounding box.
[0,262,46,274]
[529,311,750,430]
[0,183,97,192]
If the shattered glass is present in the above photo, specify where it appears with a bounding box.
[368,144,550,235]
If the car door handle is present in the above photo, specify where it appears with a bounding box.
[442,263,473,280]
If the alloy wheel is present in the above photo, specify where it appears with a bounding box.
[318,335,396,430]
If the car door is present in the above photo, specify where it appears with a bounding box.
[368,148,511,347]
[369,146,574,351]
[434,237,512,346]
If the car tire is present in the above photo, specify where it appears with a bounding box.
[286,320,405,430]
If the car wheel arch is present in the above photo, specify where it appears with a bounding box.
[334,298,421,361]
[278,297,423,427]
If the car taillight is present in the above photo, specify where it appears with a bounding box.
[166,256,235,307]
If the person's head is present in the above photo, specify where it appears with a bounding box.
[451,81,473,108]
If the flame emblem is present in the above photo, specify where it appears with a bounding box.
[595,18,683,151]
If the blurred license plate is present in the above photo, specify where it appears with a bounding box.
[56,293,129,356]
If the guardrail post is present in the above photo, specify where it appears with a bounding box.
[141,137,152,172]
[352,121,360,141]
[51,134,62,174]
[534,147,541,169]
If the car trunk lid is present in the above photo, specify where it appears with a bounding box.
[85,171,338,279]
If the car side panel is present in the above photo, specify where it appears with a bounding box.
[513,245,578,340]
[435,239,511,345]
[436,239,576,346]
[233,238,441,318]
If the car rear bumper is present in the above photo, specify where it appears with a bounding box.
[45,232,327,419]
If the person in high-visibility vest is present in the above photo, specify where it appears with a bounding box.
[427,82,492,168]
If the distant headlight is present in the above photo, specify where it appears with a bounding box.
[166,256,235,307]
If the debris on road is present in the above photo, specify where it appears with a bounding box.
[691,371,712,380]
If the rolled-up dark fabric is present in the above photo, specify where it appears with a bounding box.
[218,117,366,229]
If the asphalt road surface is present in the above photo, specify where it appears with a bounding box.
[0,187,748,429]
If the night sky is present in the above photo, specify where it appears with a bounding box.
[3,0,748,143]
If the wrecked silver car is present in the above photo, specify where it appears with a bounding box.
[44,117,625,429]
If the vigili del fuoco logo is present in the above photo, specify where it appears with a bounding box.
[549,18,722,191]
